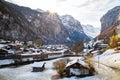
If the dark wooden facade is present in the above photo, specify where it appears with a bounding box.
[0,49,13,60]
[64,62,91,77]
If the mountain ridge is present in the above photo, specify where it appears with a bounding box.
[82,24,100,38]
[97,6,120,40]
[0,0,91,44]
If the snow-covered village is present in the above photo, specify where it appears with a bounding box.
[0,0,120,80]
[0,36,120,80]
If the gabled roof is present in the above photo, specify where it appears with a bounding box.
[65,58,88,68]
[32,62,45,67]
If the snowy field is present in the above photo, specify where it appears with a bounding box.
[0,59,14,65]
[0,59,57,80]
[1,54,120,80]
[91,49,120,80]
[0,57,82,80]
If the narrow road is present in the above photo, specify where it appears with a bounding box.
[89,58,120,80]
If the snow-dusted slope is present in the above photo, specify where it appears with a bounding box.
[82,25,100,38]
[60,15,90,42]
[95,49,120,69]
[90,49,120,80]
[60,15,83,32]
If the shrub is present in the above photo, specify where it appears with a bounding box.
[69,41,84,55]
[109,34,119,48]
[34,39,42,47]
[53,58,69,77]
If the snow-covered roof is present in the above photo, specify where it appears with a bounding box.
[93,40,103,47]
[21,53,42,56]
[29,48,39,51]
[32,62,45,67]
[0,44,7,48]
[99,44,108,47]
[1,48,15,54]
[65,58,88,68]
[46,49,67,54]
[91,50,99,54]
[7,50,15,54]
[0,59,14,65]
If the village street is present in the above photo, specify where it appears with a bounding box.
[90,59,119,80]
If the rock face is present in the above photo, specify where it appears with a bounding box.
[0,0,37,41]
[60,15,90,43]
[100,6,120,32]
[0,1,90,44]
[97,6,120,39]
[7,2,69,44]
[82,24,100,38]
[116,12,120,38]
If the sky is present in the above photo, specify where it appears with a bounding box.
[5,0,120,28]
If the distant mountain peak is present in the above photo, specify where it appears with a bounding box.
[60,15,82,30]
[0,0,91,44]
[36,8,45,13]
[82,25,100,38]
[60,15,90,43]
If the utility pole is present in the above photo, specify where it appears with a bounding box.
[98,55,99,68]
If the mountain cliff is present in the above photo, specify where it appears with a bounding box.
[60,15,90,43]
[97,6,120,40]
[100,6,120,32]
[0,0,37,41]
[0,1,90,44]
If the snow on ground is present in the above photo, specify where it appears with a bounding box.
[90,59,120,80]
[0,44,6,48]
[94,49,120,69]
[94,49,116,60]
[98,49,117,58]
[0,59,14,65]
[0,57,81,80]
[99,53,120,69]
[1,52,120,80]
[91,49,120,80]
[0,59,57,80]
[59,49,120,80]
[59,75,109,80]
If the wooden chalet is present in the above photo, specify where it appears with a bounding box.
[0,49,8,56]
[0,49,10,60]
[0,48,14,60]
[32,62,46,72]
[64,50,73,56]
[118,42,120,46]
[64,59,93,77]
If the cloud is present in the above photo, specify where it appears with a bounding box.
[5,0,120,27]
[56,0,67,2]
